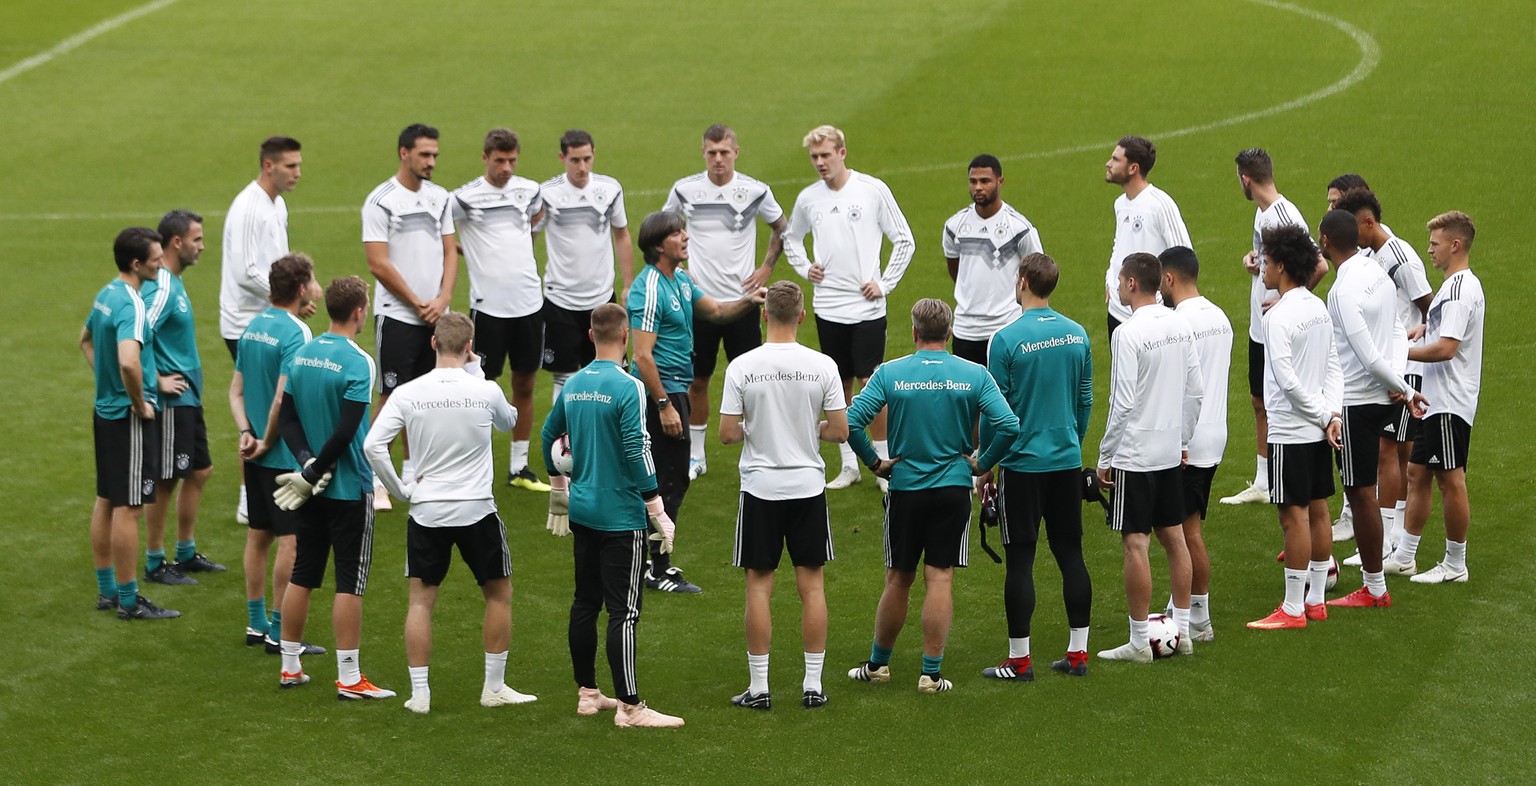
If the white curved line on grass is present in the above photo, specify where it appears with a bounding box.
[0,0,181,86]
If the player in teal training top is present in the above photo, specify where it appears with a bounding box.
[845,298,1019,694]
[540,302,685,728]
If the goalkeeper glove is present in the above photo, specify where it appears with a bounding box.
[645,496,674,554]
[273,458,333,511]
[547,475,570,537]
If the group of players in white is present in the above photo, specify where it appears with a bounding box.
[82,122,1484,726]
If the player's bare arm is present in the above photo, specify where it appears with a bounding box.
[945,256,959,282]
[742,215,789,292]
[365,241,428,315]
[1409,335,1462,364]
[613,226,635,300]
[697,288,767,324]
[420,233,458,325]
[79,326,94,367]
[820,408,849,443]
[718,414,745,445]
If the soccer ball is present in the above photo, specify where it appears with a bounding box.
[549,433,573,476]
[1146,613,1181,659]
[1304,556,1340,592]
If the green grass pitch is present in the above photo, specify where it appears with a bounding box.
[2,0,1534,782]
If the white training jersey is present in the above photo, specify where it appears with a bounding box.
[1175,296,1233,468]
[719,342,846,500]
[1263,287,1342,444]
[219,180,289,340]
[362,176,456,327]
[1247,195,1308,344]
[942,202,1043,341]
[1372,236,1434,376]
[1422,269,1485,425]
[539,173,628,311]
[663,172,784,301]
[452,175,545,319]
[783,171,916,324]
[1328,254,1411,406]
[1098,304,1203,473]
[1105,184,1190,324]
[362,367,516,527]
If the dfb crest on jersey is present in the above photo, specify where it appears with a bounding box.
[993,222,1009,238]
[593,188,608,202]
[847,206,862,222]
[732,187,748,203]
[1132,216,1144,232]
[510,189,529,206]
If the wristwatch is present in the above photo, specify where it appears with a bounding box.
[656,397,672,409]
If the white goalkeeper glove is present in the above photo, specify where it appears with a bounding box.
[273,459,333,511]
[547,475,570,537]
[645,496,674,554]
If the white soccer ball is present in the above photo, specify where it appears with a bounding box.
[550,433,573,476]
[1147,613,1181,659]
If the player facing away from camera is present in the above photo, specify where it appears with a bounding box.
[221,136,306,524]
[628,211,767,594]
[663,124,788,482]
[81,227,179,619]
[1223,148,1311,507]
[364,313,538,713]
[1102,136,1191,338]
[1317,210,1426,609]
[451,128,552,493]
[274,276,394,699]
[1385,212,1485,584]
[784,125,916,493]
[141,210,223,589]
[1247,226,1344,630]
[718,281,848,710]
[1156,246,1232,640]
[1334,187,1433,557]
[541,303,685,728]
[1096,253,1202,661]
[230,254,325,655]
[979,253,1093,680]
[845,299,1019,693]
[944,154,1044,366]
[363,123,458,510]
[539,129,635,404]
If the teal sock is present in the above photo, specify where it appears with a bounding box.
[95,567,116,598]
[869,642,893,666]
[117,580,139,610]
[247,600,269,632]
[146,549,165,572]
[175,540,196,562]
[921,654,943,675]
[270,610,282,638]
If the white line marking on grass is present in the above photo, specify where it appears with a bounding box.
[1,0,1376,221]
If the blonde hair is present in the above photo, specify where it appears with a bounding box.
[1427,211,1476,249]
[802,124,845,150]
[433,312,474,355]
[764,281,803,324]
[911,298,953,343]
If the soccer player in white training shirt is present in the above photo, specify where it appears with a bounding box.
[1156,246,1231,641]
[719,281,848,710]
[1386,212,1485,585]
[539,129,635,404]
[1247,225,1343,630]
[451,128,552,493]
[1223,149,1311,507]
[663,124,788,482]
[1096,253,1202,662]
[784,125,915,492]
[364,313,538,714]
[943,154,1044,367]
[1102,136,1190,337]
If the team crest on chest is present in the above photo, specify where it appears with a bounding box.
[1132,215,1144,232]
[847,205,862,222]
[732,187,748,203]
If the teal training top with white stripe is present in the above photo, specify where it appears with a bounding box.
[985,307,1094,473]
[287,333,375,501]
[626,264,703,394]
[847,349,1019,491]
[237,307,312,470]
[541,359,657,532]
[142,268,204,407]
[86,279,157,419]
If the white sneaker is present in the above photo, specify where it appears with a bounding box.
[236,485,249,525]
[687,459,707,481]
[404,695,430,714]
[826,465,861,490]
[1331,508,1355,542]
[1219,482,1269,505]
[481,685,537,707]
[614,700,685,728]
[1096,641,1153,663]
[373,482,393,512]
[577,686,618,715]
[1189,620,1215,643]
[916,674,953,693]
[1410,562,1468,584]
[1383,557,1418,576]
[1343,549,1363,567]
[1176,635,1194,656]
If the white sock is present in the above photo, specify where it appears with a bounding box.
[485,650,508,692]
[1171,607,1191,639]
[1306,560,1330,606]
[1363,570,1387,598]
[747,652,769,695]
[1342,497,1352,516]
[1008,636,1029,659]
[1255,455,1269,489]
[1393,500,1408,540]
[873,439,889,461]
[408,665,430,700]
[689,424,706,463]
[1379,507,1396,541]
[337,649,361,686]
[1398,532,1423,562]
[1190,594,1210,625]
[401,459,416,487]
[1068,627,1089,653]
[238,484,248,516]
[1445,540,1467,572]
[1128,616,1149,649]
[551,372,572,405]
[280,640,303,674]
[509,441,530,475]
[838,442,856,470]
[803,651,825,693]
[1282,569,1307,616]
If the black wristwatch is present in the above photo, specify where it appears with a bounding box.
[240,428,255,436]
[656,397,672,409]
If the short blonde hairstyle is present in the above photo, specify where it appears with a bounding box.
[433,312,474,355]
[1427,211,1476,249]
[802,124,845,150]
[764,281,804,324]
[911,298,953,343]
